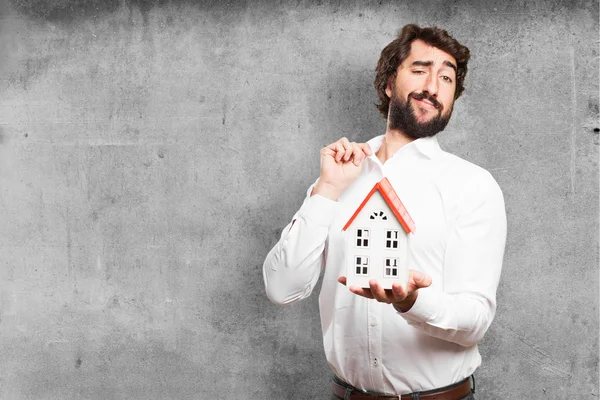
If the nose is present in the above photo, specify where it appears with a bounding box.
[423,73,438,97]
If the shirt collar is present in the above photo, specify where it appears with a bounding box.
[412,136,440,159]
[366,135,440,160]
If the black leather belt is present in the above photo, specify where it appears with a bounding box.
[332,376,473,400]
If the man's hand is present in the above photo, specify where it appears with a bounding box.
[338,270,432,312]
[312,137,372,201]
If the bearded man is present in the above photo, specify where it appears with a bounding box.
[263,24,507,400]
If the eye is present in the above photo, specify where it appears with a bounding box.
[441,75,453,83]
[412,70,426,75]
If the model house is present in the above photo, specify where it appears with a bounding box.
[342,178,416,289]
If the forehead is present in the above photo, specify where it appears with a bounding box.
[404,39,457,69]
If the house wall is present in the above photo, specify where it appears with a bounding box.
[0,0,597,399]
[345,191,408,289]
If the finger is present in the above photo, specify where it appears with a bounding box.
[341,139,352,162]
[352,145,363,166]
[338,276,347,285]
[339,140,352,162]
[369,280,392,303]
[358,143,373,156]
[326,141,338,151]
[349,285,375,299]
[391,282,408,301]
[325,143,339,162]
[340,137,351,149]
[326,141,346,163]
[409,270,432,290]
[334,142,345,162]
[320,147,335,158]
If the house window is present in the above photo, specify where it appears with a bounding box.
[385,230,399,249]
[369,210,388,220]
[355,256,369,276]
[384,258,399,277]
[356,228,370,248]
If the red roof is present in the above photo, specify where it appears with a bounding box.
[342,178,416,234]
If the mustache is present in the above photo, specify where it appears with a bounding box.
[409,92,442,111]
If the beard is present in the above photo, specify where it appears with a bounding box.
[387,91,453,139]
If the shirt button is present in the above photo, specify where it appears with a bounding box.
[370,320,377,327]
[373,358,378,366]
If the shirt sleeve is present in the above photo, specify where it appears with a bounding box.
[262,183,341,305]
[398,172,507,348]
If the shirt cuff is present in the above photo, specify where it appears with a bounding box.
[394,287,437,323]
[299,194,340,227]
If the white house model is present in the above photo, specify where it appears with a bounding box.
[342,178,416,289]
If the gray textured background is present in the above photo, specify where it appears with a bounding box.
[0,0,598,399]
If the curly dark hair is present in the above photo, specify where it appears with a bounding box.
[374,24,470,118]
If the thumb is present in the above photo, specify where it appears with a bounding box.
[411,270,432,289]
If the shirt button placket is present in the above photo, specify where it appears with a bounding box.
[367,302,384,389]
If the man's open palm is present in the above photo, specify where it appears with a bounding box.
[338,269,432,312]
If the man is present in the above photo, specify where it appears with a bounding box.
[263,24,506,400]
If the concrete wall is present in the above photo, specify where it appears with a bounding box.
[0,0,597,398]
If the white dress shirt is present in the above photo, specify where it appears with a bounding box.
[262,135,507,395]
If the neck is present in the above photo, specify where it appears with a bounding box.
[376,127,415,164]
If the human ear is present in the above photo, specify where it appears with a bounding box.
[385,78,394,98]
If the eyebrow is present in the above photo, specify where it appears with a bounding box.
[410,60,457,73]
